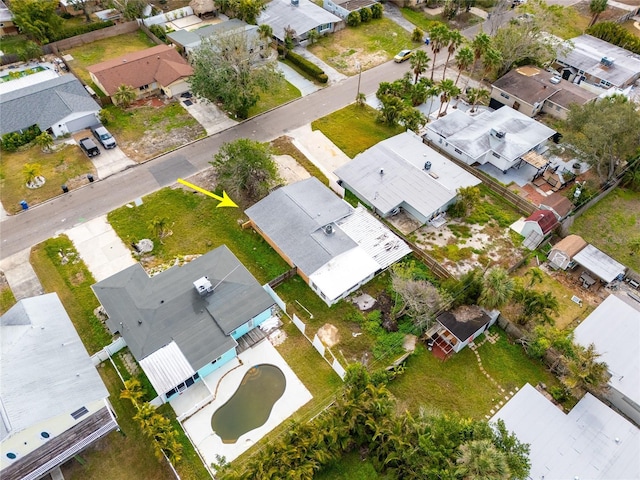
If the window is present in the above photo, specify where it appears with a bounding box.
[6,453,16,460]
[500,92,510,99]
[513,101,520,111]
[211,355,222,364]
[318,23,331,32]
[555,105,561,111]
[139,84,149,91]
[71,406,89,420]
[454,148,462,154]
[41,432,50,439]
[185,377,195,388]
[165,387,178,399]
[492,152,501,158]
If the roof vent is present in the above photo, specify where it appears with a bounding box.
[194,276,214,297]
[291,0,299,5]
[324,224,334,235]
[490,128,506,139]
[379,168,384,175]
[424,161,432,171]
[601,56,614,67]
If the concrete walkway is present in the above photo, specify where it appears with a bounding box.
[278,61,321,96]
[292,46,347,85]
[180,96,238,136]
[288,124,351,183]
[65,215,136,282]
[0,249,44,300]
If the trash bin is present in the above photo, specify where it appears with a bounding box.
[87,174,94,183]
[62,185,69,193]
[20,200,28,211]
[425,38,430,45]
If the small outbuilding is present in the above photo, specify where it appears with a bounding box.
[519,209,558,249]
[547,234,587,270]
[539,191,574,220]
[573,244,626,284]
[428,305,498,358]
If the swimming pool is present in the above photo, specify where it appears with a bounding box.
[211,364,286,444]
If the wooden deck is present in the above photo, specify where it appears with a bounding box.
[236,328,269,354]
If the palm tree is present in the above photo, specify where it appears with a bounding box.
[467,31,491,90]
[35,132,54,152]
[436,78,461,117]
[258,23,273,46]
[526,267,544,287]
[479,267,514,310]
[428,24,451,80]
[426,84,440,118]
[356,92,367,106]
[306,28,319,45]
[410,50,430,84]
[564,343,610,395]
[466,87,490,112]
[148,216,170,239]
[22,163,42,185]
[113,84,136,108]
[457,439,511,480]
[120,378,145,405]
[588,0,608,27]
[481,48,503,82]
[453,45,474,87]
[442,29,464,80]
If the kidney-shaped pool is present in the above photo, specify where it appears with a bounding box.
[211,364,286,444]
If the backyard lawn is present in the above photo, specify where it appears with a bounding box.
[247,80,301,117]
[0,143,96,214]
[63,31,157,87]
[100,102,206,162]
[570,187,640,273]
[309,18,418,74]
[311,104,404,158]
[107,187,290,283]
[316,452,394,480]
[0,281,15,315]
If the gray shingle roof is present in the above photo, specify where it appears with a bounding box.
[0,294,109,441]
[92,245,275,369]
[258,0,341,41]
[167,19,258,49]
[245,177,356,275]
[0,75,100,135]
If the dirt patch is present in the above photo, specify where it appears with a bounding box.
[274,154,311,184]
[317,323,340,347]
[124,123,204,163]
[330,48,390,76]
[70,271,85,286]
[572,0,633,22]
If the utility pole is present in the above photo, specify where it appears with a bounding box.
[355,60,362,102]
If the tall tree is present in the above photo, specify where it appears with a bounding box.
[429,23,451,80]
[480,47,503,82]
[436,78,461,117]
[588,0,608,27]
[214,0,267,23]
[564,95,640,182]
[479,267,514,310]
[410,50,430,84]
[113,84,136,108]
[563,343,610,395]
[469,31,491,82]
[11,0,62,44]
[211,138,280,203]
[35,132,54,153]
[190,31,284,119]
[453,45,473,87]
[466,87,490,112]
[442,29,464,80]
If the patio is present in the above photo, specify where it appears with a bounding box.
[175,339,313,473]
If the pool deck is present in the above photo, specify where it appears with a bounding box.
[175,339,313,472]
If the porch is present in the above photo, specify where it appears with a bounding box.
[425,324,457,361]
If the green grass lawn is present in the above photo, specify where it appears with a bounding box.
[0,143,97,214]
[107,187,289,283]
[0,34,28,55]
[100,102,205,162]
[570,187,640,273]
[0,283,16,315]
[63,31,156,86]
[316,452,394,480]
[247,79,301,117]
[311,104,404,158]
[309,18,418,74]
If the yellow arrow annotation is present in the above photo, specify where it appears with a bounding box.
[177,178,238,208]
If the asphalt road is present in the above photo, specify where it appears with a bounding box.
[0,60,404,260]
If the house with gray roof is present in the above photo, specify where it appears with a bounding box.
[92,245,276,403]
[167,19,263,59]
[323,0,378,20]
[555,34,640,90]
[423,106,556,174]
[335,131,481,225]
[1,293,118,480]
[492,383,640,479]
[0,75,100,138]
[258,0,342,43]
[246,177,411,306]
[574,295,640,427]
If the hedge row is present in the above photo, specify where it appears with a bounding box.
[278,46,328,83]
[51,20,115,42]
[1,125,41,152]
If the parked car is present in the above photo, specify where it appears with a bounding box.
[91,124,116,149]
[79,137,100,157]
[394,49,413,63]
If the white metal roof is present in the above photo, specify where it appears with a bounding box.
[573,244,626,283]
[335,131,481,217]
[139,341,196,395]
[258,0,341,41]
[573,295,640,407]
[0,294,109,441]
[492,383,640,480]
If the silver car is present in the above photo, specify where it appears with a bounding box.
[91,125,117,149]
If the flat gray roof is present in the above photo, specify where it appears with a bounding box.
[573,295,640,406]
[335,131,480,217]
[258,0,341,41]
[167,19,257,49]
[557,35,640,87]
[573,244,626,282]
[426,107,555,162]
[0,294,108,441]
[246,177,356,276]
[92,245,274,369]
[492,383,640,479]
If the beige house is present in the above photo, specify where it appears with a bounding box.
[490,66,597,120]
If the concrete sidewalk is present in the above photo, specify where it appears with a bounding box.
[278,61,321,96]
[0,249,43,300]
[292,46,347,85]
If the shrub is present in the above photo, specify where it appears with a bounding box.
[52,21,115,42]
[149,24,168,43]
[371,3,383,19]
[447,200,466,218]
[411,27,424,42]
[359,7,372,22]
[347,10,361,27]
[279,47,328,83]
[0,125,42,152]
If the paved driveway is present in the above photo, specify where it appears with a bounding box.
[179,95,238,136]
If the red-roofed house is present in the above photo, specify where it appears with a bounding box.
[521,210,558,239]
[88,45,193,100]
